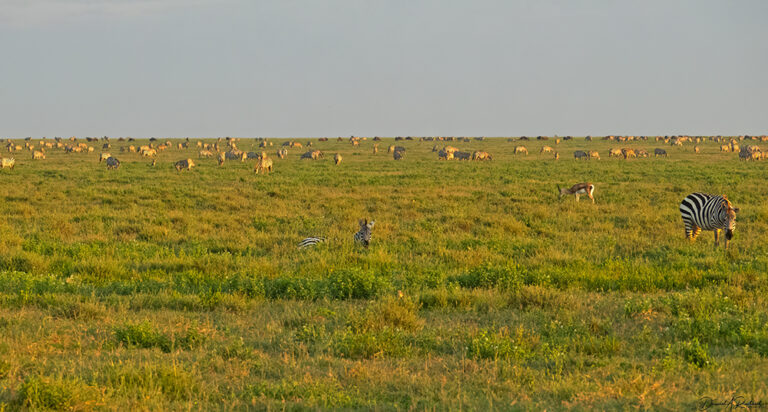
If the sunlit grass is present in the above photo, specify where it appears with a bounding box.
[0,136,766,409]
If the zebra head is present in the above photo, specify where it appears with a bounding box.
[722,196,739,240]
[355,219,375,247]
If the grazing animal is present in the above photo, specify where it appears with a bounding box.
[694,146,700,153]
[720,144,730,152]
[0,158,15,169]
[393,150,404,160]
[558,182,595,203]
[277,148,287,159]
[373,144,379,155]
[587,150,600,160]
[453,151,471,160]
[105,157,120,170]
[438,149,454,160]
[514,146,528,155]
[217,152,226,166]
[301,150,323,160]
[573,150,588,160]
[472,151,492,161]
[540,146,553,154]
[175,158,195,171]
[622,148,636,159]
[443,146,459,155]
[553,152,560,161]
[354,219,375,248]
[32,150,45,160]
[254,154,273,174]
[199,150,214,158]
[334,153,342,165]
[298,237,326,249]
[636,149,649,158]
[654,148,667,157]
[679,193,739,249]
[99,153,111,162]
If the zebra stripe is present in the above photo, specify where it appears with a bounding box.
[679,193,737,244]
[298,237,326,249]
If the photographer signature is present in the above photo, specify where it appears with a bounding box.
[698,396,765,410]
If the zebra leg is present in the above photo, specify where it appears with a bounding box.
[575,194,580,202]
[589,193,594,203]
[714,229,719,247]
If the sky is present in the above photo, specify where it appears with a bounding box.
[0,0,766,138]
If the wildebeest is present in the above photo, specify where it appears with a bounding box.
[453,151,471,160]
[105,157,120,170]
[573,150,588,160]
[175,158,195,171]
[334,153,342,165]
[277,148,287,159]
[388,145,406,154]
[301,150,323,160]
[438,149,454,160]
[393,150,404,160]
[654,148,667,157]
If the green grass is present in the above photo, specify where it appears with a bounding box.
[0,136,766,409]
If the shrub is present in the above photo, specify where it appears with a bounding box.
[680,338,710,368]
[326,269,389,300]
[16,376,97,410]
[114,320,172,352]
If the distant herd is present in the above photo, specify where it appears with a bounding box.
[0,134,757,249]
[1,134,767,174]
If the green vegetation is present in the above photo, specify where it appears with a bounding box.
[0,136,766,409]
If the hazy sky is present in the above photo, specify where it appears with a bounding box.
[1,0,766,138]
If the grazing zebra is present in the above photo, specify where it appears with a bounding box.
[354,219,375,247]
[679,193,739,248]
[298,237,326,249]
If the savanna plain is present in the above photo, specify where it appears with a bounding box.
[0,136,767,410]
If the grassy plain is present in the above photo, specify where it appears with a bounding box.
[0,136,767,410]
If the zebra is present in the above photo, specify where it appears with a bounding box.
[298,218,375,249]
[679,193,739,248]
[354,219,375,247]
[298,237,326,249]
